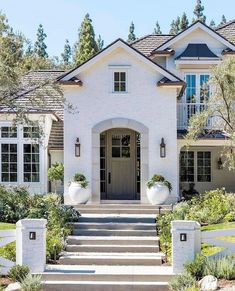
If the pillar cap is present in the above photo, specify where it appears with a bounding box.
[171,220,201,230]
[16,219,47,228]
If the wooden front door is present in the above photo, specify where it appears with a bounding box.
[106,129,136,200]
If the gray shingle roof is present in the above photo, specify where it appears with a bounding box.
[131,34,173,56]
[216,20,235,45]
[49,120,64,150]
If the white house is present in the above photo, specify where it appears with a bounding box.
[1,20,235,204]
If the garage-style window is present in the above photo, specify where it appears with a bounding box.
[1,144,17,182]
[23,144,40,182]
[113,72,126,92]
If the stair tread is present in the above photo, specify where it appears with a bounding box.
[60,253,164,259]
[43,280,169,285]
[67,235,159,240]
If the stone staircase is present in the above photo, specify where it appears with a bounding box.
[42,204,173,291]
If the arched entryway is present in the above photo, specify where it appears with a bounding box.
[92,118,149,203]
[100,128,140,200]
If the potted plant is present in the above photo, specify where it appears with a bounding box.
[146,174,172,205]
[68,173,90,204]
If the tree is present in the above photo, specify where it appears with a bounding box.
[186,57,235,170]
[153,21,162,34]
[180,13,189,31]
[73,13,98,65]
[169,17,181,34]
[61,39,72,67]
[34,24,48,58]
[96,34,104,51]
[193,0,206,23]
[209,20,216,29]
[220,15,227,26]
[127,21,136,42]
[48,163,64,193]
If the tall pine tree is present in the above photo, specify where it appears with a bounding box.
[74,14,98,65]
[153,21,162,34]
[220,15,227,25]
[180,13,189,31]
[209,20,216,29]
[96,35,104,51]
[34,24,48,58]
[193,0,206,23]
[127,22,136,42]
[61,39,72,66]
[169,17,181,34]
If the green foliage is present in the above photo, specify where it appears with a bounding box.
[220,15,227,25]
[20,274,42,291]
[153,21,162,34]
[193,0,206,23]
[184,254,206,280]
[34,24,48,58]
[96,34,104,51]
[7,264,29,282]
[72,173,89,188]
[0,241,16,261]
[74,13,98,65]
[48,163,64,183]
[146,174,172,191]
[127,21,136,42]
[209,20,216,29]
[204,256,235,280]
[180,13,189,31]
[61,39,72,67]
[201,243,224,257]
[169,17,181,34]
[169,272,197,291]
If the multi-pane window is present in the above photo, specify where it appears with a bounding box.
[23,127,40,138]
[197,151,211,182]
[113,72,126,92]
[1,127,17,138]
[1,144,17,182]
[185,75,196,103]
[180,151,194,182]
[23,144,40,182]
[112,135,130,158]
[100,134,106,194]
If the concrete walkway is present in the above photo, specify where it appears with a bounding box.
[202,228,235,257]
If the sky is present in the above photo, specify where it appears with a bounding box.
[1,0,235,57]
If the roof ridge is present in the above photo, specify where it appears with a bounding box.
[216,19,235,30]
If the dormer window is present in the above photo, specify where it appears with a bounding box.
[113,72,127,92]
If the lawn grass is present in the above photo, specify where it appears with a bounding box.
[0,222,15,230]
[201,222,235,231]
[201,243,225,256]
[216,235,235,243]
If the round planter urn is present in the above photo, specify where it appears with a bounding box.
[68,182,91,204]
[146,182,170,205]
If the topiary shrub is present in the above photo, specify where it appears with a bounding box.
[72,173,88,188]
[7,265,30,282]
[48,163,64,193]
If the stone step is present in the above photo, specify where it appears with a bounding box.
[75,204,172,209]
[77,215,156,224]
[59,253,164,266]
[70,222,156,230]
[75,208,168,215]
[66,244,159,253]
[67,235,159,246]
[43,280,169,291]
[72,229,156,236]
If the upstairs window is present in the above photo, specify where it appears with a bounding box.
[23,127,40,138]
[1,127,17,138]
[185,73,210,103]
[113,72,126,92]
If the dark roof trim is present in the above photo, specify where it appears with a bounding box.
[222,48,235,55]
[58,38,184,83]
[158,77,186,98]
[155,20,235,50]
[151,49,175,56]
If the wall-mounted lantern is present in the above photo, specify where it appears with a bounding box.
[180,233,187,242]
[160,138,166,158]
[75,138,81,157]
[217,157,223,170]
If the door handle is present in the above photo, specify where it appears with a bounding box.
[108,172,111,184]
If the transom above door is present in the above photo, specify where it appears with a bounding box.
[100,128,140,201]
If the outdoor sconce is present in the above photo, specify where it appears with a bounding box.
[217,157,223,170]
[160,138,166,158]
[180,233,187,242]
[75,138,81,157]
[29,231,36,240]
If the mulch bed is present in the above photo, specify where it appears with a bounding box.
[0,276,14,288]
[218,278,235,288]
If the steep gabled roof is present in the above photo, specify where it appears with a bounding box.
[216,20,235,45]
[58,38,183,84]
[155,20,235,52]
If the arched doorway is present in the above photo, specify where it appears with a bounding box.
[100,128,140,200]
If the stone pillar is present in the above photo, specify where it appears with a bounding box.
[16,219,47,273]
[171,220,201,274]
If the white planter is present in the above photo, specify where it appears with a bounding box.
[146,182,170,205]
[68,182,91,204]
